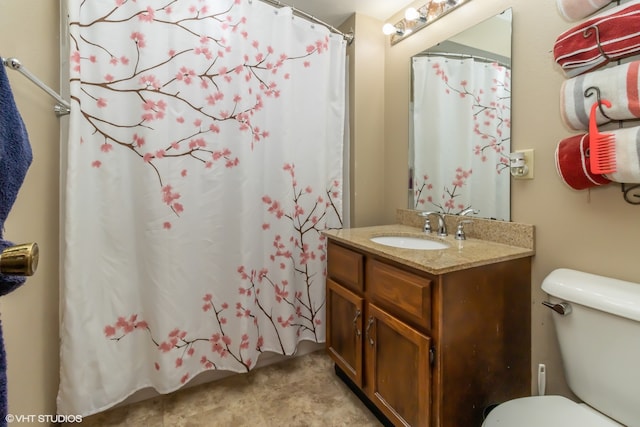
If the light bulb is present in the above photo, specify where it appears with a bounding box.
[405,7,420,21]
[382,23,398,35]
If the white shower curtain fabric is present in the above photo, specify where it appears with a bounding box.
[59,0,345,416]
[412,56,510,220]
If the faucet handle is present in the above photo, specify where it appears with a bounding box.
[455,220,474,240]
[417,211,439,234]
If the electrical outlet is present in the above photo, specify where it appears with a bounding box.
[514,149,534,180]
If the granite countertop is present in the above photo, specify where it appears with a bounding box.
[324,224,535,275]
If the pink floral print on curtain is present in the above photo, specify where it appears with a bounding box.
[59,0,345,416]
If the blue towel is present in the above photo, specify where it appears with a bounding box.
[0,63,31,292]
[0,63,32,427]
[0,64,32,233]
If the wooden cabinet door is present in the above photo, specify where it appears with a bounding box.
[326,278,364,387]
[365,303,431,427]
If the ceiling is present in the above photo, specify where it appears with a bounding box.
[283,0,415,28]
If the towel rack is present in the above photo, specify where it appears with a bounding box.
[622,183,640,204]
[1,56,70,117]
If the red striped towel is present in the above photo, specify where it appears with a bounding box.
[557,0,612,22]
[561,61,640,130]
[554,1,640,77]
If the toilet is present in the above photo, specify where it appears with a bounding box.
[482,268,640,427]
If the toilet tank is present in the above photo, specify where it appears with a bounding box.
[542,268,640,427]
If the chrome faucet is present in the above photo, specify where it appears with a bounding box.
[455,209,477,240]
[418,211,437,234]
[418,211,447,237]
[455,220,474,240]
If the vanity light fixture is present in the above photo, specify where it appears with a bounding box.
[382,22,405,36]
[404,7,424,22]
[382,0,471,45]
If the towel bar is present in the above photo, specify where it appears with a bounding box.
[2,56,70,116]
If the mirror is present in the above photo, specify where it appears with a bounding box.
[409,9,512,221]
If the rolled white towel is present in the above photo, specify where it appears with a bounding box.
[561,61,640,131]
[557,0,612,21]
[604,126,640,183]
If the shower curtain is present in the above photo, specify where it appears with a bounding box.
[59,0,345,416]
[412,56,510,220]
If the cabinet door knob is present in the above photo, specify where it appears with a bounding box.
[365,316,375,346]
[353,309,361,337]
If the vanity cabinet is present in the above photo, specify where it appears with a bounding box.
[326,239,531,427]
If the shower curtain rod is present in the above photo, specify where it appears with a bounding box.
[256,0,354,44]
[2,56,71,117]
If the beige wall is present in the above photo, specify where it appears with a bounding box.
[379,0,640,398]
[0,0,61,420]
[2,0,640,421]
[342,14,388,227]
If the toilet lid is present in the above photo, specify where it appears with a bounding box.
[482,396,622,427]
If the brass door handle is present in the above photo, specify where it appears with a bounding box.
[0,243,39,276]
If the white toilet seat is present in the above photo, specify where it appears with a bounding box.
[482,395,622,427]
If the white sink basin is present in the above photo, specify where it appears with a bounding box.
[370,236,450,250]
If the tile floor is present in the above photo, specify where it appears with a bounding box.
[70,350,383,426]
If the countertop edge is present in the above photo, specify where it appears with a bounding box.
[324,224,535,275]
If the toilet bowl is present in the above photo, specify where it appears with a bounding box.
[482,395,622,426]
[481,269,640,427]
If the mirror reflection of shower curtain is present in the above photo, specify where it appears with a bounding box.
[59,0,345,417]
[412,56,510,220]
